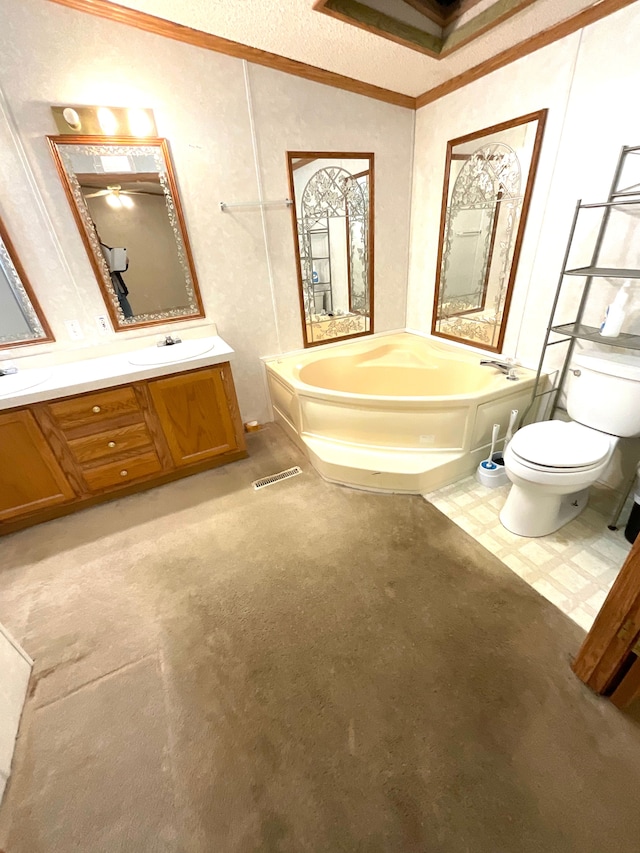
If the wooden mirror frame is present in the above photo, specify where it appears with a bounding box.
[48,136,205,332]
[0,216,54,349]
[287,151,375,348]
[431,110,547,353]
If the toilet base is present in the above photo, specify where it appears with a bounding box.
[499,485,590,538]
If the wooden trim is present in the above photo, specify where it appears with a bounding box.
[32,402,89,495]
[42,0,637,112]
[401,0,489,28]
[47,135,206,333]
[77,171,161,185]
[314,0,442,58]
[0,216,55,349]
[286,151,375,348]
[318,0,539,60]
[609,656,640,710]
[46,0,415,110]
[416,0,638,107]
[439,0,539,58]
[431,109,547,354]
[572,535,640,694]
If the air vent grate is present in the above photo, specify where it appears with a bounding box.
[252,466,302,490]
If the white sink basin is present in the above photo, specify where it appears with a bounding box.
[0,368,53,398]
[128,339,215,366]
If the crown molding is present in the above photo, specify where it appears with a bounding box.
[46,0,416,110]
[416,0,638,107]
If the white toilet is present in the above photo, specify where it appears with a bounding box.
[500,351,640,537]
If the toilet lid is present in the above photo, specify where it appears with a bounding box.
[509,420,612,469]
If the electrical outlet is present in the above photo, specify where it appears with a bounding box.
[64,319,84,341]
[96,315,110,334]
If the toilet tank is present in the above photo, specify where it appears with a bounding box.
[566,352,640,437]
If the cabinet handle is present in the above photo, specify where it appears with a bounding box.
[120,470,128,477]
[92,406,101,413]
[108,441,116,448]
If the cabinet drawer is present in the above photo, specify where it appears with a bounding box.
[68,422,154,466]
[48,387,142,432]
[82,451,162,492]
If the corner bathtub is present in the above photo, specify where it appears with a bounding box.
[264,332,540,494]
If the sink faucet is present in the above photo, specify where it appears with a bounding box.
[157,334,182,347]
[480,359,518,381]
[0,361,18,376]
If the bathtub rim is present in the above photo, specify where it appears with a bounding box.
[263,329,539,406]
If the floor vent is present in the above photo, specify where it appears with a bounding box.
[252,466,302,491]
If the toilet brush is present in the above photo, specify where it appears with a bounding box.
[492,409,518,465]
[480,423,500,471]
[504,409,518,449]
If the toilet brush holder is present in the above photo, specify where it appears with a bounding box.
[476,453,509,488]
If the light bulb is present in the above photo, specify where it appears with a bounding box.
[120,194,134,209]
[105,192,122,209]
[98,107,118,135]
[62,107,81,131]
[128,108,153,137]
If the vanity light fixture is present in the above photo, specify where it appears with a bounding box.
[97,107,119,135]
[127,107,154,137]
[51,105,158,137]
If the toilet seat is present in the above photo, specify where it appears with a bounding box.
[509,420,612,471]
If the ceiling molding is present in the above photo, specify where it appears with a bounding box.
[45,0,416,109]
[315,0,539,59]
[44,0,639,113]
[401,0,489,29]
[416,0,639,107]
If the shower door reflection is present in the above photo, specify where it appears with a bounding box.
[288,153,374,347]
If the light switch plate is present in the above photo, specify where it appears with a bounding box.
[64,319,84,340]
[96,315,110,334]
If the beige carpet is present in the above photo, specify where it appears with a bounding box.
[1,424,640,852]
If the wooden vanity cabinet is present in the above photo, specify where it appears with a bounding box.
[0,362,246,535]
[0,409,75,521]
[148,365,240,467]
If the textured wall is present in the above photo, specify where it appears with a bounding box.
[0,0,414,422]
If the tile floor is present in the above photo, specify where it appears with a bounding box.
[424,477,633,631]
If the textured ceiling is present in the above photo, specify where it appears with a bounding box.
[108,0,617,98]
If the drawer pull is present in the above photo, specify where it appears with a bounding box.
[92,406,101,414]
[120,469,128,477]
[108,441,116,448]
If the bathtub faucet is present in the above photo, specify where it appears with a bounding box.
[480,359,518,381]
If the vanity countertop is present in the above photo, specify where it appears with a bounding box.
[0,335,235,411]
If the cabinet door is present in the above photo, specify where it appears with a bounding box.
[0,410,75,521]
[148,366,241,467]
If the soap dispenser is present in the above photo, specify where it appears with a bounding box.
[600,282,631,338]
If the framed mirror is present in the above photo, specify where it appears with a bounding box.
[432,110,547,352]
[287,152,374,346]
[48,137,204,330]
[0,216,53,348]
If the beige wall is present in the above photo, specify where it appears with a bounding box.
[0,0,414,422]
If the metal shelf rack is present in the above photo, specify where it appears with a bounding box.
[525,144,640,529]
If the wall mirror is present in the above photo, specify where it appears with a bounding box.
[48,137,204,330]
[432,110,547,352]
[0,216,53,348]
[287,152,374,346]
